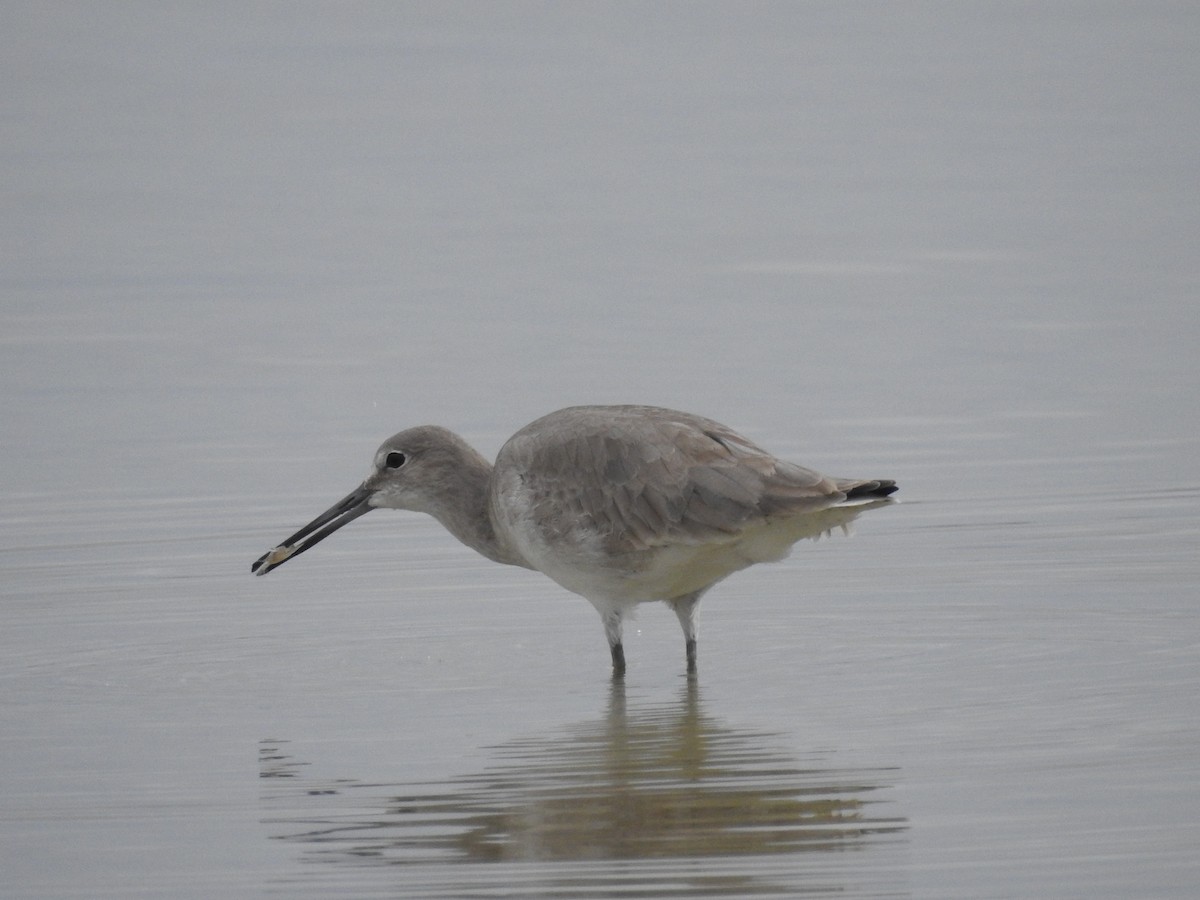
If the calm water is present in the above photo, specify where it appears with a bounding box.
[3,4,1198,898]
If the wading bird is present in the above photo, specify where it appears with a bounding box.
[253,405,896,675]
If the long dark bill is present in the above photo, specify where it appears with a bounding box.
[252,483,376,575]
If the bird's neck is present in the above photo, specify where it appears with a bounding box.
[430,448,529,569]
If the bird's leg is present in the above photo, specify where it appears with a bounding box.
[668,591,703,674]
[610,642,626,677]
[603,611,626,677]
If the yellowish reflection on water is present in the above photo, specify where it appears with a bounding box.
[262,680,905,894]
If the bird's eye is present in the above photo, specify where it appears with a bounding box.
[385,451,407,469]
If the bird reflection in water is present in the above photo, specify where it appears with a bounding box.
[261,680,906,874]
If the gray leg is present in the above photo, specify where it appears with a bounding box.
[668,592,703,674]
[603,611,626,677]
[610,641,626,677]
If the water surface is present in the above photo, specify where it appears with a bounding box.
[2,4,1197,898]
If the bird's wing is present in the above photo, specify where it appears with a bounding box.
[509,407,846,552]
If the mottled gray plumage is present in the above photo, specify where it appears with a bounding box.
[253,405,897,675]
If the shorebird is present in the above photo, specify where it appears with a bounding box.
[253,405,896,675]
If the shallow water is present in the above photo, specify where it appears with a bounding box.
[3,4,1199,898]
[260,682,908,896]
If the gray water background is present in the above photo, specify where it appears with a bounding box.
[3,3,1198,897]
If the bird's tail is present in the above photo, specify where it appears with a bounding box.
[838,478,898,501]
[779,479,898,543]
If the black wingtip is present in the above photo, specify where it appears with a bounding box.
[843,479,899,500]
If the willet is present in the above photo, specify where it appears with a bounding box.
[253,405,897,675]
